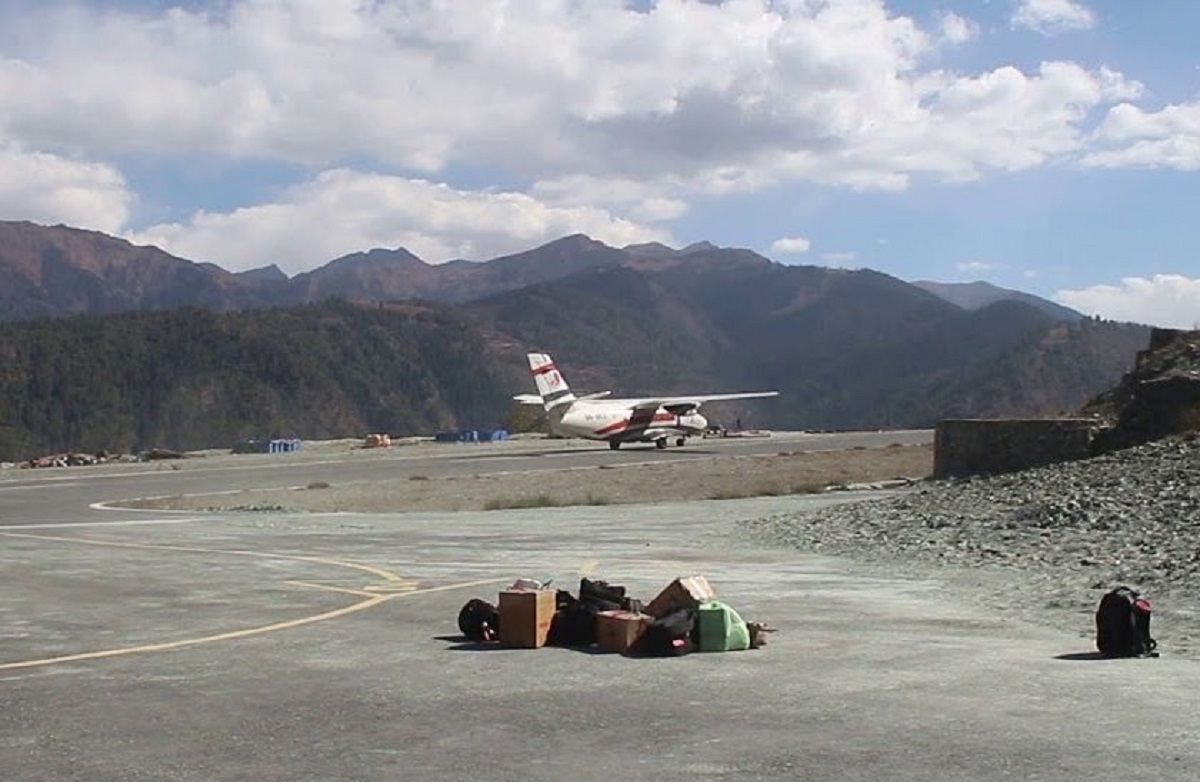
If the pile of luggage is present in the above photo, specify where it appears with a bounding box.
[456,575,773,656]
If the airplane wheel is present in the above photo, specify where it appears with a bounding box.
[655,438,667,449]
[608,440,621,450]
[675,438,686,447]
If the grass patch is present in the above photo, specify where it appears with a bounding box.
[708,481,827,501]
[483,493,562,511]
[482,492,613,510]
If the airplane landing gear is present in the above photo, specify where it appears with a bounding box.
[608,440,621,450]
[655,437,667,449]
[675,437,686,447]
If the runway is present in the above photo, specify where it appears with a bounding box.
[3,428,1200,782]
[0,429,931,525]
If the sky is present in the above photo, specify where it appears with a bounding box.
[1,0,1198,328]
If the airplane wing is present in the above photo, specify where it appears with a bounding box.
[633,391,779,414]
[626,401,661,430]
[659,392,779,405]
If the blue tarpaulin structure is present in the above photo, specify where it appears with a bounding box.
[434,429,509,443]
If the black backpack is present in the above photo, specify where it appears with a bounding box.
[631,608,697,657]
[1096,586,1158,658]
[548,590,597,647]
[579,578,641,613]
[457,598,500,642]
[548,580,642,647]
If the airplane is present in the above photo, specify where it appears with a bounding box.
[513,352,779,450]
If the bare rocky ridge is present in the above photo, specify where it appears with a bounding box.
[739,434,1200,659]
[1084,328,1200,453]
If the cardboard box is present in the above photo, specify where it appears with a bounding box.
[595,610,653,654]
[645,575,716,618]
[498,589,555,648]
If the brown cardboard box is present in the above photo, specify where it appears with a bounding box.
[595,610,652,654]
[645,575,716,618]
[498,589,555,648]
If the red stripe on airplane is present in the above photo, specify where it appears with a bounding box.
[532,362,558,376]
[595,412,677,436]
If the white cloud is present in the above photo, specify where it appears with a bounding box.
[900,62,1142,180]
[938,12,978,45]
[0,143,131,232]
[770,236,812,254]
[0,0,1154,207]
[1011,0,1097,36]
[1055,275,1200,329]
[1083,102,1200,170]
[124,169,670,273]
[958,261,998,273]
[531,175,689,222]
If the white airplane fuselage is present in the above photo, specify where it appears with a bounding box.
[554,401,708,443]
[516,351,777,450]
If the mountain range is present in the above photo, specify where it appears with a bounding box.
[0,220,1085,322]
[0,219,1151,459]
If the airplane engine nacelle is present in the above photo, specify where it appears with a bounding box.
[678,412,707,433]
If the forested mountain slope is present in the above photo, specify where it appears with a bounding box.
[0,301,512,460]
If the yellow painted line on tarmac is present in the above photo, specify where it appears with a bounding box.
[0,576,512,672]
[0,530,507,671]
[0,532,408,584]
[284,580,379,598]
[0,594,391,672]
[362,582,421,594]
[393,578,509,596]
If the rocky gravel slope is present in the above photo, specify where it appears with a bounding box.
[740,434,1200,659]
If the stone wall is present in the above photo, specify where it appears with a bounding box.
[935,329,1200,479]
[934,418,1098,479]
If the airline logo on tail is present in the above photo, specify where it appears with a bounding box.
[514,352,778,449]
[528,353,576,408]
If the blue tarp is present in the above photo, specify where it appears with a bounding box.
[434,429,509,443]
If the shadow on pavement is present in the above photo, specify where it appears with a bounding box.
[1054,651,1107,661]
[434,635,616,655]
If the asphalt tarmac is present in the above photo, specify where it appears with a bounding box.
[3,431,1199,781]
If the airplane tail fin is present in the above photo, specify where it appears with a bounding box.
[526,352,577,412]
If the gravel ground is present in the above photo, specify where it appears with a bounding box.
[738,434,1200,659]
